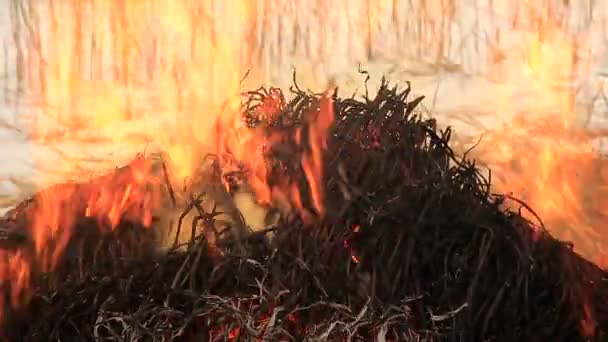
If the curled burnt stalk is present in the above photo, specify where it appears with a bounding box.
[1,75,607,341]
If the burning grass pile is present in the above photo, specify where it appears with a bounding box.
[1,76,608,341]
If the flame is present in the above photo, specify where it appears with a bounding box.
[301,95,335,217]
[2,0,336,324]
[0,155,160,326]
[215,91,334,222]
[474,3,605,263]
[29,0,253,180]
[3,0,604,337]
[1,0,254,322]
[467,3,602,335]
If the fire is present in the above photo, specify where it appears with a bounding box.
[1,0,336,325]
[463,4,602,336]
[301,94,335,217]
[2,0,605,338]
[31,156,160,269]
[28,0,252,179]
[469,2,608,267]
[215,89,334,222]
[0,155,161,325]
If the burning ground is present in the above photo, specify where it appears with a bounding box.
[0,78,606,341]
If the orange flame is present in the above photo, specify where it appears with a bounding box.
[476,2,604,264]
[0,156,160,325]
[469,3,602,335]
[35,156,159,267]
[302,96,335,217]
[2,0,252,319]
[3,0,337,324]
[4,0,604,338]
[215,92,335,222]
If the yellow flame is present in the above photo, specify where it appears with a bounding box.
[474,3,606,270]
[29,0,253,186]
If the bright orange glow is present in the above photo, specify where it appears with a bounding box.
[0,155,161,325]
[3,0,605,337]
[474,3,604,263]
[469,4,601,335]
[2,0,336,324]
[29,0,253,181]
[4,1,255,320]
[215,93,334,222]
[302,95,334,217]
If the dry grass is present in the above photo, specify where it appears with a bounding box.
[3,0,608,263]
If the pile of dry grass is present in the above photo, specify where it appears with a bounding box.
[1,77,607,341]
